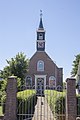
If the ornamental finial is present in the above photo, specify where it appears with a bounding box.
[40,10,42,18]
[38,10,44,29]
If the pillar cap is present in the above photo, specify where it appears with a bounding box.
[8,76,17,79]
[66,78,76,82]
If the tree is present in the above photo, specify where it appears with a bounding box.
[0,79,7,102]
[71,54,80,77]
[0,52,29,85]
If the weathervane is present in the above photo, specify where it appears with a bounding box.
[40,10,42,18]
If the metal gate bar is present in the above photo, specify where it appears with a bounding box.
[17,85,65,120]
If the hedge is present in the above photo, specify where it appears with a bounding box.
[45,90,80,119]
[45,90,66,120]
[17,90,37,120]
[2,90,37,120]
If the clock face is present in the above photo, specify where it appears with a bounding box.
[38,42,44,48]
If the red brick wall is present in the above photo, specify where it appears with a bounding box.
[66,78,77,120]
[27,51,63,87]
[3,76,17,120]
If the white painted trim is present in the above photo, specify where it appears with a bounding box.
[37,60,44,71]
[36,40,45,42]
[35,75,46,90]
[36,30,46,32]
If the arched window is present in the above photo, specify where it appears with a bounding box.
[49,76,56,88]
[37,60,44,71]
[25,76,32,86]
[39,33,43,40]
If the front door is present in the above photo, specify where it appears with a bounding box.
[36,78,44,95]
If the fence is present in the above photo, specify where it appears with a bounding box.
[0,76,77,120]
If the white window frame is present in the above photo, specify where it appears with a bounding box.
[35,75,46,90]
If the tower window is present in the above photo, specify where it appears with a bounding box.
[39,33,43,40]
[37,60,44,71]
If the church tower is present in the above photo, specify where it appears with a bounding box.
[26,12,63,92]
[36,11,45,51]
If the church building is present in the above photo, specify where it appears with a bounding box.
[25,12,63,93]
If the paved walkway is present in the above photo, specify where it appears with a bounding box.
[32,96,54,120]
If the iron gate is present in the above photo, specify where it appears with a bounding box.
[17,85,65,120]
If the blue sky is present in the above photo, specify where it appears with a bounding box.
[0,0,80,81]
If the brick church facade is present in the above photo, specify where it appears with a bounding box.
[25,13,63,93]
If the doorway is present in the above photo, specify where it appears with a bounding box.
[35,75,46,95]
[36,78,44,95]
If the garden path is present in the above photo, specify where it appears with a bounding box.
[32,96,54,120]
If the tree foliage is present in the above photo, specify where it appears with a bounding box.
[0,79,7,102]
[71,54,80,77]
[0,52,29,85]
[0,79,7,91]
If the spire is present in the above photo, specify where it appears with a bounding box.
[37,10,45,51]
[38,10,44,29]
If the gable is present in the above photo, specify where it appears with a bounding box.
[29,51,59,72]
[30,51,54,64]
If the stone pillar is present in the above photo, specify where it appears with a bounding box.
[3,76,17,120]
[66,78,77,120]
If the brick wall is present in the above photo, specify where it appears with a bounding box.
[28,51,63,87]
[3,76,17,120]
[66,78,77,120]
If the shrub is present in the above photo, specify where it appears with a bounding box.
[2,90,37,120]
[55,96,65,114]
[17,90,37,119]
[45,90,66,120]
